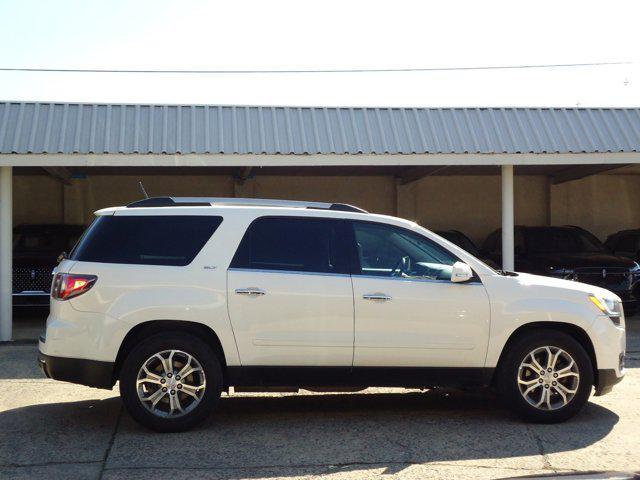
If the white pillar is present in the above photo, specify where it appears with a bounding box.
[501,164,514,272]
[0,166,12,341]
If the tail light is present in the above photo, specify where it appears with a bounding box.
[51,273,97,301]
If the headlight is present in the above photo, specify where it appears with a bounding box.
[589,294,623,326]
[631,262,640,275]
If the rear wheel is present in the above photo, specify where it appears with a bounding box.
[119,332,223,432]
[497,330,593,423]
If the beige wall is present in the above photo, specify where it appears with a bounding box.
[12,171,640,245]
[14,175,64,226]
[551,174,640,240]
[236,176,397,216]
[398,175,550,244]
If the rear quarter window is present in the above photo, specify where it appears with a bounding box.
[71,215,222,266]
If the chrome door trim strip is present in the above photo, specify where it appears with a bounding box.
[228,267,351,278]
[354,274,483,285]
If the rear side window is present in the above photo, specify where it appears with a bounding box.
[71,215,222,266]
[230,217,349,274]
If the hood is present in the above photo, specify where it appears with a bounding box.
[527,252,636,270]
[515,272,621,301]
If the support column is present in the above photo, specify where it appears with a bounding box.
[501,164,514,271]
[0,167,12,341]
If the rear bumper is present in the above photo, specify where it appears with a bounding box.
[38,350,115,389]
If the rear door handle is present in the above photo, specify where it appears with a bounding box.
[363,293,392,301]
[235,288,266,296]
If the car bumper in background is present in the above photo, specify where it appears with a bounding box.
[13,292,50,307]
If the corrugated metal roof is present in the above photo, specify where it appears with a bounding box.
[1,102,639,155]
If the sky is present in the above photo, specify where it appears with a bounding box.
[0,0,639,107]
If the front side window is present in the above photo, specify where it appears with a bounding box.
[71,215,222,266]
[230,217,349,274]
[351,222,458,280]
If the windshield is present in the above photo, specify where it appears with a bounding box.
[527,228,607,254]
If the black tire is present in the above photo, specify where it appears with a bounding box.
[119,331,223,432]
[496,329,593,423]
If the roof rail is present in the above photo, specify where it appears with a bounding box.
[126,196,368,213]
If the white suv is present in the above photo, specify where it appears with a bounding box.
[38,197,626,431]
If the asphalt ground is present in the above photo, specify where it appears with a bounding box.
[0,315,638,479]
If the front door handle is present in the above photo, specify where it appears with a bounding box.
[235,288,266,296]
[363,293,392,301]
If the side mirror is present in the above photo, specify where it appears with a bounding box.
[451,261,473,283]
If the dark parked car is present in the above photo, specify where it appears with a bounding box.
[13,224,84,306]
[482,225,640,312]
[605,229,640,263]
[434,230,499,269]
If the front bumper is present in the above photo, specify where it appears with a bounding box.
[38,349,115,389]
[595,368,625,396]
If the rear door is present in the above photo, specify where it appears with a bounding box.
[227,216,354,366]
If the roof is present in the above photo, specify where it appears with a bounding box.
[1,102,639,155]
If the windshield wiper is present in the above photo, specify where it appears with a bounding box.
[496,269,519,276]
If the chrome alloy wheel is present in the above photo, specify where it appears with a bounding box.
[136,350,206,418]
[517,346,580,411]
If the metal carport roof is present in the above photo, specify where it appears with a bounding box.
[1,102,639,156]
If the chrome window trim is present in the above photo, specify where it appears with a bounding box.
[227,268,481,284]
[227,267,351,278]
[354,274,483,285]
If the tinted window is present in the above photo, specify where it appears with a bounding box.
[484,229,552,256]
[483,230,500,253]
[439,231,480,257]
[616,234,638,252]
[230,217,349,274]
[352,222,458,280]
[13,227,82,254]
[71,215,222,266]
[526,228,606,254]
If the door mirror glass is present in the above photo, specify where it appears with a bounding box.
[451,261,473,283]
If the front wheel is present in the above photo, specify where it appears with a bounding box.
[496,330,593,423]
[119,332,223,432]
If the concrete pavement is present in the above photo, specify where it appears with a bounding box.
[0,322,638,479]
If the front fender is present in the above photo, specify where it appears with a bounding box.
[482,274,599,368]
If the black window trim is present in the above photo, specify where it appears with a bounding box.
[228,215,352,276]
[228,216,483,284]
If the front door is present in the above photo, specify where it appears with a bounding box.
[227,216,354,366]
[348,221,491,368]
